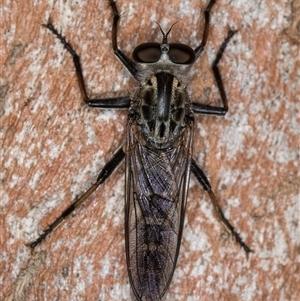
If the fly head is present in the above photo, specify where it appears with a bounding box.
[130,22,195,149]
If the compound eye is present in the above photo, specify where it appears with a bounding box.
[133,42,161,63]
[168,43,195,64]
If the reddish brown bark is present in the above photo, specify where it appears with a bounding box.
[1,0,299,300]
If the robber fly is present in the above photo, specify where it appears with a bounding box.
[29,0,252,300]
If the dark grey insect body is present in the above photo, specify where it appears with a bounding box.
[29,1,252,300]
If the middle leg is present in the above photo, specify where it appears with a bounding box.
[192,29,237,115]
[43,22,131,109]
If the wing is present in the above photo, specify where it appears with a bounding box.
[125,120,193,301]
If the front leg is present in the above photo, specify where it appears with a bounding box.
[108,0,139,79]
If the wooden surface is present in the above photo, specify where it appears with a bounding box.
[1,0,299,300]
